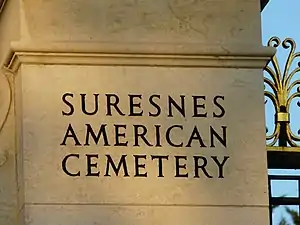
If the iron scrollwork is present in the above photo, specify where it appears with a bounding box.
[265,37,300,150]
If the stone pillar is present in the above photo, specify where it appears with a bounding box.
[0,0,275,224]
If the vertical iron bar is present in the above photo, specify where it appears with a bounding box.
[298,179,300,216]
[268,176,273,225]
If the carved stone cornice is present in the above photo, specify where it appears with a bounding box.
[3,41,275,72]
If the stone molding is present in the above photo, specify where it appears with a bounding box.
[0,0,7,16]
[2,41,275,72]
[0,70,12,167]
